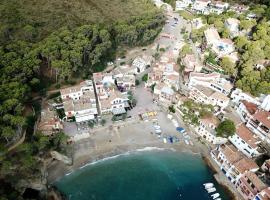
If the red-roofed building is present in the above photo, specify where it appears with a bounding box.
[236,171,267,200]
[246,110,270,143]
[211,144,259,185]
[254,187,270,200]
[229,124,262,158]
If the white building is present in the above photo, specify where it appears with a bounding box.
[188,72,233,96]
[132,56,152,74]
[182,54,202,73]
[189,85,230,109]
[192,18,205,29]
[99,90,129,115]
[211,144,259,185]
[154,83,176,103]
[231,88,261,106]
[192,0,211,14]
[225,18,240,38]
[229,124,262,158]
[63,91,98,122]
[204,27,235,57]
[254,187,270,200]
[209,1,229,15]
[60,80,95,101]
[175,0,193,11]
[195,116,227,144]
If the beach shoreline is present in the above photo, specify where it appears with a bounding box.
[47,114,243,200]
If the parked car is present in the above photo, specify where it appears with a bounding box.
[176,127,186,133]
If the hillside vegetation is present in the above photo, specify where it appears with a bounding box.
[0,1,165,199]
[0,0,159,43]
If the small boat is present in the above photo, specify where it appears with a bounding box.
[203,183,214,189]
[215,198,221,200]
[206,187,216,193]
[211,193,220,199]
[163,138,167,144]
[184,139,189,145]
[190,141,194,146]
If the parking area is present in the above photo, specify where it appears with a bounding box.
[128,84,159,116]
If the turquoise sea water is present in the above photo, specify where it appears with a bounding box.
[55,150,230,200]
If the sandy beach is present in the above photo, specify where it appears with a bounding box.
[47,112,243,200]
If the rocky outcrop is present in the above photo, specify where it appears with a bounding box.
[50,151,72,165]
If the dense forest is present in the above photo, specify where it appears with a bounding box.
[0,0,165,199]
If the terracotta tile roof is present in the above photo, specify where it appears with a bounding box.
[210,91,229,102]
[63,99,73,113]
[220,144,242,163]
[242,100,258,115]
[60,85,81,95]
[244,171,266,191]
[166,74,179,81]
[236,124,260,148]
[226,18,240,25]
[257,187,270,200]
[190,72,220,79]
[220,38,234,45]
[201,116,220,127]
[194,85,215,97]
[253,110,270,129]
[234,158,259,174]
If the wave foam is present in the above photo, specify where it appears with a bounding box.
[64,146,175,176]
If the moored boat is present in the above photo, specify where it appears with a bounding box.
[206,187,216,193]
[211,193,220,199]
[203,183,214,189]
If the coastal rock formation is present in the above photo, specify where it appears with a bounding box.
[50,151,72,165]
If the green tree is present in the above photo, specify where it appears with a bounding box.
[88,121,95,129]
[220,57,236,75]
[142,74,148,82]
[100,119,106,126]
[168,105,176,113]
[240,19,256,30]
[216,119,236,138]
[180,44,192,57]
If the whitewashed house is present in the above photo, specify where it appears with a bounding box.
[231,88,261,106]
[254,187,270,200]
[188,72,233,96]
[182,54,202,73]
[225,18,240,38]
[229,124,262,158]
[132,56,152,74]
[192,18,205,29]
[175,0,193,11]
[195,115,228,144]
[99,90,129,115]
[189,85,230,110]
[209,1,229,15]
[62,91,98,122]
[192,0,211,14]
[204,27,235,57]
[154,83,176,103]
[60,80,94,101]
[211,144,259,185]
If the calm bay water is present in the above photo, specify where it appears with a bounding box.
[55,150,230,200]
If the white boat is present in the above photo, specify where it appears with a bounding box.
[163,138,167,144]
[215,198,221,200]
[203,183,214,189]
[206,187,216,193]
[190,141,194,146]
[211,193,220,199]
[184,139,189,145]
[154,125,161,129]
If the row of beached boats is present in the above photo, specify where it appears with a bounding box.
[204,183,221,200]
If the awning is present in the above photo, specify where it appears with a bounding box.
[112,107,126,115]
